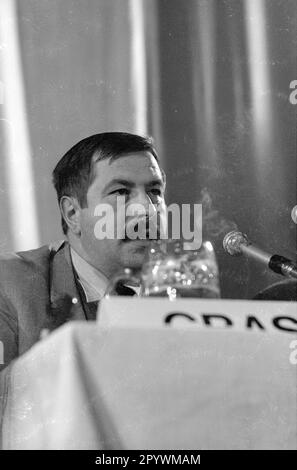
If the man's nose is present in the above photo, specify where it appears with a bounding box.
[130,191,156,219]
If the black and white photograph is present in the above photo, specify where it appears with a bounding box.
[0,0,296,455]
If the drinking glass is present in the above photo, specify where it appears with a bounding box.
[140,240,220,299]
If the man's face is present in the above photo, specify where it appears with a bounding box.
[78,151,166,278]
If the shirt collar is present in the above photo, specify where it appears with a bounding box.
[70,247,110,302]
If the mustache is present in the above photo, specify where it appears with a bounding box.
[123,218,161,241]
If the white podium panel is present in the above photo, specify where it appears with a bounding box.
[98,297,297,334]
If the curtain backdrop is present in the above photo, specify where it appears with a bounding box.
[156,0,296,298]
[0,0,296,298]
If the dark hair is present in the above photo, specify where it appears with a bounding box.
[52,132,161,234]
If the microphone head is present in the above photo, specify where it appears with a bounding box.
[223,230,249,256]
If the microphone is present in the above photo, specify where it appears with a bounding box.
[223,230,297,280]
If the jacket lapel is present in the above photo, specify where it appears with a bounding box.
[48,241,86,330]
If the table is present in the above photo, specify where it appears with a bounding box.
[0,303,296,449]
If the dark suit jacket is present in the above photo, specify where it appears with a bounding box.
[0,241,87,372]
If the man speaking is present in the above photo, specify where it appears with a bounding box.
[0,132,166,371]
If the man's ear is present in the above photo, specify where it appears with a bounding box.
[59,196,82,235]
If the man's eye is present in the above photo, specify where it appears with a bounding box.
[149,188,162,196]
[110,188,130,196]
